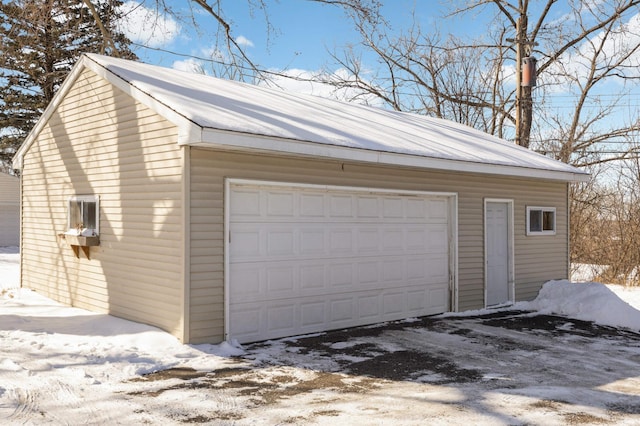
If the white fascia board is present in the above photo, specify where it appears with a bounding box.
[196,128,590,183]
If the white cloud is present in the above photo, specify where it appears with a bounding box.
[117,1,181,48]
[172,58,204,74]
[543,11,640,92]
[200,47,226,62]
[235,35,254,48]
[170,46,226,74]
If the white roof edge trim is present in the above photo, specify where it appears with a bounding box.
[177,124,203,145]
[196,128,590,183]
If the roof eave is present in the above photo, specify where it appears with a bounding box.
[192,127,590,183]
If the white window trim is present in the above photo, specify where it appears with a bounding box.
[526,206,556,236]
[67,195,100,236]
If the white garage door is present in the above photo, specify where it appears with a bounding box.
[227,181,453,343]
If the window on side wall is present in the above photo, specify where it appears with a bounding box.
[526,206,556,236]
[68,195,99,236]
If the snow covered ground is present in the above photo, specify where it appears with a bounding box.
[2,247,640,425]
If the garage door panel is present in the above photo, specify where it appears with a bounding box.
[228,183,453,343]
[231,255,448,302]
[300,193,325,217]
[429,198,449,220]
[357,228,380,252]
[231,281,450,342]
[267,303,296,334]
[300,228,325,254]
[382,198,403,218]
[357,261,379,284]
[406,255,448,281]
[267,229,295,256]
[383,291,405,317]
[358,294,380,320]
[230,229,261,257]
[230,194,449,224]
[300,301,326,329]
[330,195,354,217]
[381,228,403,250]
[407,289,428,312]
[330,263,353,287]
[427,227,449,252]
[230,189,261,217]
[382,259,404,281]
[406,198,426,219]
[226,223,449,258]
[406,228,427,250]
[329,229,353,253]
[300,264,325,290]
[330,297,355,323]
[229,265,261,301]
[266,191,295,216]
[266,266,295,293]
[356,196,379,217]
[229,304,261,338]
[428,287,448,309]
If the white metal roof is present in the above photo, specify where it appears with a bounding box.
[14,54,588,182]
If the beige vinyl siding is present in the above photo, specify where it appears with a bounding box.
[514,183,568,300]
[188,148,569,343]
[0,173,19,203]
[20,68,185,339]
[0,173,20,246]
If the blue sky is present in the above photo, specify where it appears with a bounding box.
[122,0,450,72]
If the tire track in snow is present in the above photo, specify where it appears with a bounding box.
[6,387,41,422]
[2,372,115,424]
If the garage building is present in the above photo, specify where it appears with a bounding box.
[13,54,588,344]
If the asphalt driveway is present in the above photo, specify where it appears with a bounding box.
[128,310,640,425]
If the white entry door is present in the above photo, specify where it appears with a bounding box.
[226,181,455,343]
[485,201,513,306]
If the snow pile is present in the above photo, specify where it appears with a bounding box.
[0,249,244,384]
[1,287,244,373]
[516,280,640,331]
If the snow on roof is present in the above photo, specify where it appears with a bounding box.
[15,54,588,181]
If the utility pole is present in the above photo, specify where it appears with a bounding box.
[508,13,536,148]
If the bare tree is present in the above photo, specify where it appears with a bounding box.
[572,157,640,286]
[312,0,640,166]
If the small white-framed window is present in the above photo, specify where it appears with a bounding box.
[68,195,99,236]
[526,206,556,236]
